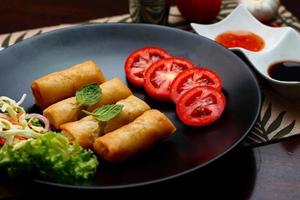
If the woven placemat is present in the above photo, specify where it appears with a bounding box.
[0,0,300,146]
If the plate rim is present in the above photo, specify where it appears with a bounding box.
[0,23,262,189]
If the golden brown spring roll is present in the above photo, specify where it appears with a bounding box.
[31,60,106,108]
[43,97,84,130]
[60,95,151,149]
[93,109,176,162]
[61,116,100,149]
[43,78,132,129]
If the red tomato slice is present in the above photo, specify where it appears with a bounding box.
[176,86,226,126]
[125,46,171,87]
[170,67,222,103]
[144,57,194,101]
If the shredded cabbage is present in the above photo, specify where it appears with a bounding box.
[0,95,48,145]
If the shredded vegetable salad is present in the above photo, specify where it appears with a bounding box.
[0,95,99,181]
[0,94,50,146]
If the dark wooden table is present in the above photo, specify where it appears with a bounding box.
[0,1,299,199]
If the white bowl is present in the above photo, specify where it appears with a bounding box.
[191,4,300,99]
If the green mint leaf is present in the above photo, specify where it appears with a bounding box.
[76,83,102,107]
[83,104,123,122]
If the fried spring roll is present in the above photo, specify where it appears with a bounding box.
[93,109,176,162]
[61,115,100,149]
[31,60,106,108]
[60,95,151,149]
[43,78,132,129]
[44,97,83,130]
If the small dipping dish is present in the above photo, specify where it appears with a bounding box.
[191,4,300,99]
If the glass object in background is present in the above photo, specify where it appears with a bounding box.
[129,0,170,25]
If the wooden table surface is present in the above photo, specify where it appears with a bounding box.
[0,1,299,199]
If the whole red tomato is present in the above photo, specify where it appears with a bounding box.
[176,0,222,22]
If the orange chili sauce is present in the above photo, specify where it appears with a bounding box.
[215,30,265,52]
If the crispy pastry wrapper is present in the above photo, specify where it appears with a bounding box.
[43,78,132,129]
[93,109,176,162]
[60,95,150,149]
[31,60,106,108]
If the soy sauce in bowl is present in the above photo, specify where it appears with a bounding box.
[268,61,300,82]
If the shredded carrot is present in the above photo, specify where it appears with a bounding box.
[5,116,21,126]
[16,112,23,119]
[16,136,27,140]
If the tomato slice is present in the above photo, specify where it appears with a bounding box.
[125,46,171,87]
[144,57,194,101]
[170,68,222,103]
[176,86,226,126]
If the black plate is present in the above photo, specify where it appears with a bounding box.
[0,24,261,189]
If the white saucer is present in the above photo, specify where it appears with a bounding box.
[191,4,300,99]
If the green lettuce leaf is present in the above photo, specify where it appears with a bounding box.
[0,132,99,182]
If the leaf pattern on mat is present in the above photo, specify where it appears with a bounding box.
[278,14,300,31]
[15,32,27,43]
[273,120,296,139]
[246,100,296,145]
[266,111,286,134]
[1,34,12,48]
[33,30,43,37]
[117,16,131,23]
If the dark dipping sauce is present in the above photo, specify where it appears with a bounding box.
[268,61,300,82]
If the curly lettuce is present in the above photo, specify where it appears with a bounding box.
[0,132,98,182]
